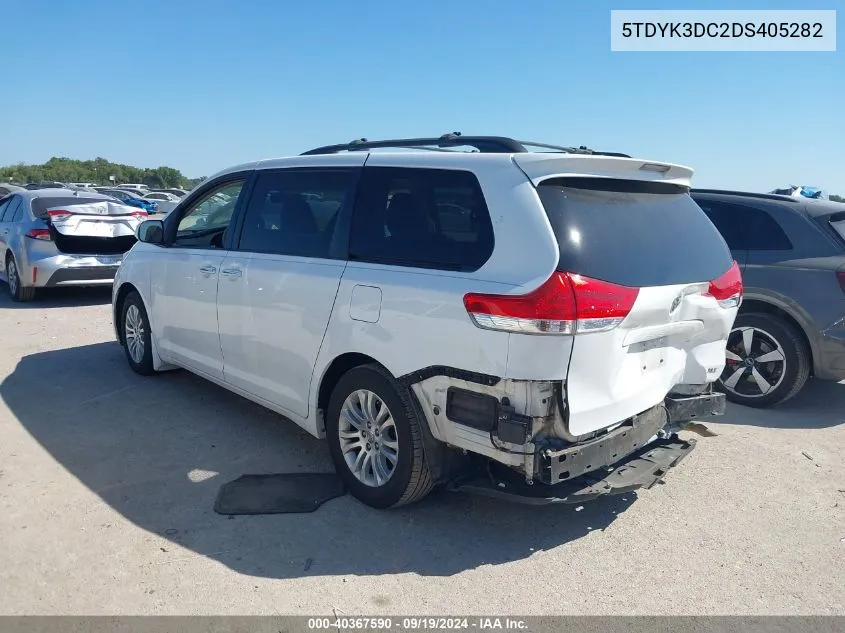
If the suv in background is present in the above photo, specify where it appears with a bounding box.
[112,134,740,508]
[691,189,845,407]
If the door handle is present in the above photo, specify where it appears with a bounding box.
[220,267,242,279]
[199,265,217,276]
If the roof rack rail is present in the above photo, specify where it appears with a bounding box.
[300,133,631,158]
[690,188,800,203]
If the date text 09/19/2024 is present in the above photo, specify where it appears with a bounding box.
[307,617,529,631]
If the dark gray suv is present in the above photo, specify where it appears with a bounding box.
[691,189,845,407]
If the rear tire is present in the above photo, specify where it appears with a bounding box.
[6,254,36,302]
[120,291,155,376]
[717,312,810,408]
[326,364,433,508]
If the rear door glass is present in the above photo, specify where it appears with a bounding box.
[696,200,745,249]
[349,167,494,272]
[538,178,733,287]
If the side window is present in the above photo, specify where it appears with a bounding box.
[10,197,24,222]
[737,204,793,250]
[237,169,354,258]
[0,197,11,221]
[349,167,494,271]
[697,200,745,249]
[830,218,845,243]
[2,196,22,222]
[173,180,245,248]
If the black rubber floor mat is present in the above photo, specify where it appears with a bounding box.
[214,473,346,515]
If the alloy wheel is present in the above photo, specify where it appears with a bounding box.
[7,259,18,296]
[720,326,786,398]
[338,389,399,487]
[124,304,146,364]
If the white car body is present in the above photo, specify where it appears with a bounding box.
[112,142,740,505]
[143,192,181,202]
[142,192,181,215]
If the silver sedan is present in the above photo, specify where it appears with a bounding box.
[0,189,146,301]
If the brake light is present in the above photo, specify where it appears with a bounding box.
[47,209,73,220]
[131,211,148,217]
[463,272,639,335]
[706,261,743,308]
[25,228,52,241]
[837,271,845,294]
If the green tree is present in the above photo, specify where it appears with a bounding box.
[0,157,199,189]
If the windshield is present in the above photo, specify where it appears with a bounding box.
[537,178,733,287]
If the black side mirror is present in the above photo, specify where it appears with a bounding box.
[137,219,165,244]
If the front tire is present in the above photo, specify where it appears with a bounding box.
[120,291,155,376]
[326,364,433,508]
[717,312,810,408]
[6,254,36,302]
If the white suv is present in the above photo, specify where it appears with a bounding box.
[112,134,742,508]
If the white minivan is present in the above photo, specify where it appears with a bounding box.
[112,134,741,508]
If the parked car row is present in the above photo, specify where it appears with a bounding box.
[1,181,190,212]
[2,134,844,512]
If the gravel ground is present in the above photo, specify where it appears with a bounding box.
[0,287,842,615]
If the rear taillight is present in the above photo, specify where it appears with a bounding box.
[25,228,52,241]
[131,211,148,217]
[463,272,639,335]
[47,209,73,220]
[706,261,743,308]
[837,271,845,294]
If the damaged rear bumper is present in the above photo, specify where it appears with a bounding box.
[449,435,696,505]
[447,389,721,505]
[536,390,722,485]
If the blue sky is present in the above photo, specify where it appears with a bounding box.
[1,0,842,192]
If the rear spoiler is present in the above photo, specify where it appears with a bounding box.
[45,201,146,218]
[512,154,694,188]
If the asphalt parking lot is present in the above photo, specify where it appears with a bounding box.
[0,287,842,615]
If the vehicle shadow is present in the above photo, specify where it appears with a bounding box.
[0,342,635,579]
[0,286,112,309]
[717,379,845,429]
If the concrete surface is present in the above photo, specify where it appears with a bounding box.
[0,287,842,615]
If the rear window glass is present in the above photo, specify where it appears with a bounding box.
[538,179,733,287]
[31,196,114,218]
[349,167,494,272]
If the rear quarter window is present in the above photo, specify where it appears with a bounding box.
[830,217,845,243]
[538,178,733,287]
